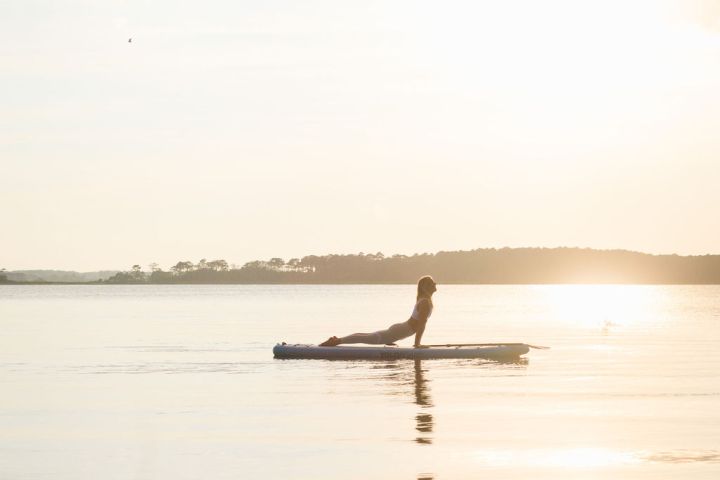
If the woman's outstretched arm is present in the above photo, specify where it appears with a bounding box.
[414,324,426,347]
[413,299,431,347]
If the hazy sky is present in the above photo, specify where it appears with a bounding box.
[3,0,720,271]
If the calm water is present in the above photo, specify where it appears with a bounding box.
[1,284,719,479]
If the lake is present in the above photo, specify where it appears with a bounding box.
[1,284,719,479]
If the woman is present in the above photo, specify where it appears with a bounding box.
[319,276,437,347]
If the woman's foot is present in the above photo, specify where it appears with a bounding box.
[319,336,341,347]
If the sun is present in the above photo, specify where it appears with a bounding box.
[409,0,720,150]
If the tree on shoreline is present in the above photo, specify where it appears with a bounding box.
[172,261,194,275]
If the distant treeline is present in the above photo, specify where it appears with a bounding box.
[101,248,720,284]
[0,270,119,283]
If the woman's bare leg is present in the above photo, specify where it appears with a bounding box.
[320,332,382,346]
[340,333,382,344]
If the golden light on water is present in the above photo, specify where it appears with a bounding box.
[538,285,666,329]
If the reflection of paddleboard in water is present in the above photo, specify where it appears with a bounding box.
[273,342,535,360]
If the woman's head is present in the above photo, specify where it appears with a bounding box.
[417,275,437,299]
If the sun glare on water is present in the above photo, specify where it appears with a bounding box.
[537,285,666,329]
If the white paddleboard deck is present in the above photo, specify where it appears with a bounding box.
[273,343,530,360]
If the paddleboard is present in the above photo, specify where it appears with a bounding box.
[273,342,530,360]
